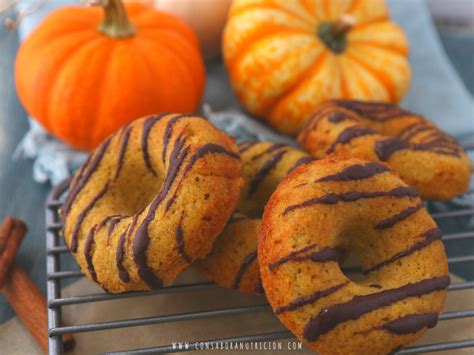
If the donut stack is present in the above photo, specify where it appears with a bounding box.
[61,101,470,354]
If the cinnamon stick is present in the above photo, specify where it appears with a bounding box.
[0,216,75,353]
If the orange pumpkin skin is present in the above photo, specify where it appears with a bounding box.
[15,3,205,151]
[223,0,410,136]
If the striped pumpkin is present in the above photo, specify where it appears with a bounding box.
[223,0,410,136]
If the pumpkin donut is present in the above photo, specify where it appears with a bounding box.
[298,99,471,200]
[259,156,449,355]
[195,141,313,294]
[61,114,243,293]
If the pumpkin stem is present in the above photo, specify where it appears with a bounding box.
[317,14,356,54]
[96,0,135,38]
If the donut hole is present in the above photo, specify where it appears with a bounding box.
[339,249,365,283]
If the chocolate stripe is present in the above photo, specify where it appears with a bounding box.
[183,143,240,176]
[334,100,413,121]
[381,312,438,335]
[270,247,341,272]
[114,126,132,179]
[84,225,99,282]
[176,216,191,263]
[400,123,432,141]
[164,143,240,212]
[248,150,287,196]
[141,113,168,176]
[327,110,357,123]
[275,282,348,314]
[116,230,130,283]
[287,156,313,174]
[62,139,110,222]
[316,162,389,182]
[268,244,317,271]
[133,133,189,289]
[375,203,423,229]
[162,114,195,163]
[108,217,122,236]
[238,141,258,154]
[326,126,376,154]
[250,143,286,161]
[70,182,109,253]
[365,228,442,273]
[232,251,258,289]
[303,275,450,342]
[283,187,418,216]
[375,137,409,161]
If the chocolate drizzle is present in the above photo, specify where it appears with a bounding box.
[84,225,98,282]
[141,113,168,176]
[232,251,257,289]
[116,230,130,283]
[250,143,286,161]
[133,133,189,289]
[326,126,376,153]
[283,187,418,216]
[287,156,313,174]
[275,282,348,314]
[365,228,442,273]
[163,143,239,212]
[183,143,240,176]
[62,138,111,224]
[269,246,341,271]
[175,216,191,263]
[248,150,287,196]
[238,141,258,154]
[375,204,423,229]
[114,126,132,179]
[381,312,438,334]
[161,114,194,163]
[334,100,413,121]
[70,182,109,253]
[375,137,409,161]
[303,276,450,342]
[108,217,122,236]
[316,162,390,182]
[327,111,356,123]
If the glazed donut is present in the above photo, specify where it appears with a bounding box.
[195,141,313,294]
[298,99,471,200]
[61,114,243,293]
[259,156,449,354]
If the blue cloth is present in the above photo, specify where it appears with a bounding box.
[14,0,474,185]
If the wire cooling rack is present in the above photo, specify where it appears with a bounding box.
[46,146,474,355]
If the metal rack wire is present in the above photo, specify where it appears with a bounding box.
[46,147,474,355]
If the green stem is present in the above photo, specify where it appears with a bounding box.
[98,0,135,38]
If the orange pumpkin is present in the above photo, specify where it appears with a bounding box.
[15,0,205,151]
[223,0,410,136]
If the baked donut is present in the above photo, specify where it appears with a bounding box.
[61,113,243,293]
[298,99,471,200]
[259,156,449,354]
[195,141,313,294]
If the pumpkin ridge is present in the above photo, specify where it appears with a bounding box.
[230,4,313,26]
[236,35,322,116]
[348,40,408,56]
[137,30,204,95]
[267,49,329,116]
[90,42,116,147]
[15,30,98,128]
[263,48,328,118]
[345,52,397,102]
[338,59,350,99]
[43,36,106,136]
[53,37,110,148]
[134,37,200,109]
[299,0,317,19]
[227,27,310,77]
